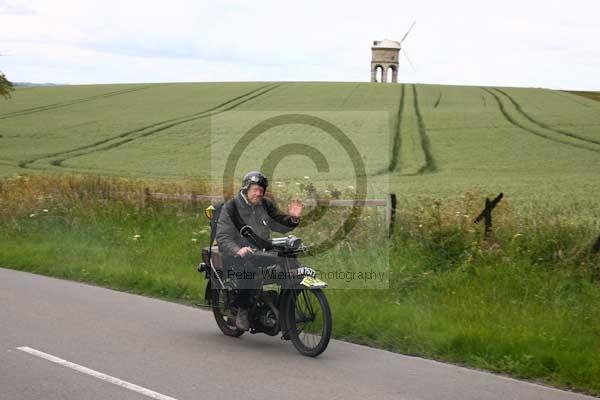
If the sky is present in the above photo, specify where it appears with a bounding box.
[1,0,598,90]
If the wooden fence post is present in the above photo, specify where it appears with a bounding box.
[592,234,600,254]
[190,191,198,213]
[387,193,397,238]
[139,187,151,209]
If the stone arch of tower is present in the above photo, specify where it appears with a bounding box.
[387,64,397,83]
[372,64,384,82]
[371,63,398,83]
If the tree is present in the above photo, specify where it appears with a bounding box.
[0,52,14,99]
[0,71,14,100]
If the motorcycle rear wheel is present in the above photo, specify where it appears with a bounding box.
[285,289,332,357]
[210,288,245,337]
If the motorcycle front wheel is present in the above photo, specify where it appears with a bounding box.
[285,289,332,357]
[210,288,245,337]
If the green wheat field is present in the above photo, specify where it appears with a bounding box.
[1,82,599,213]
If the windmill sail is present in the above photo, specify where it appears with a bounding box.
[400,21,416,44]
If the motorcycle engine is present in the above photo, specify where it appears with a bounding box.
[260,308,278,328]
[254,290,280,336]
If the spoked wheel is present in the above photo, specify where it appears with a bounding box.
[210,288,244,337]
[286,289,332,357]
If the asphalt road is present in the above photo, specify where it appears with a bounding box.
[0,267,596,400]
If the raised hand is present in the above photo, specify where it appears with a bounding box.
[288,199,304,218]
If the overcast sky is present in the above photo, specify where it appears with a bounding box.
[1,0,598,90]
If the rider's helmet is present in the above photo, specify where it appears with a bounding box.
[241,171,268,193]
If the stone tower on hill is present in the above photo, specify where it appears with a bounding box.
[370,39,401,83]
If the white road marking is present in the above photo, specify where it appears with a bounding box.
[17,346,179,400]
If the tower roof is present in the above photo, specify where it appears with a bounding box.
[372,39,401,50]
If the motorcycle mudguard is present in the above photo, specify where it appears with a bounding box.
[299,276,328,289]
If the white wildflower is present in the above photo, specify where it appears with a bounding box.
[347,185,355,190]
[42,209,49,213]
[133,234,141,240]
[304,176,310,179]
[191,238,198,242]
[29,213,36,218]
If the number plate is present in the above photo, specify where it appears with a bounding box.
[300,276,328,288]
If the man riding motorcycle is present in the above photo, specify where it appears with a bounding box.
[215,171,304,331]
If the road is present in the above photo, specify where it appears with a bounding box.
[0,267,595,400]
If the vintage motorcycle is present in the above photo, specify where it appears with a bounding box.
[198,225,332,357]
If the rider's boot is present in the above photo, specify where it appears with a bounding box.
[235,308,250,331]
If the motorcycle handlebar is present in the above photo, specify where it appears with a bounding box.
[239,225,306,254]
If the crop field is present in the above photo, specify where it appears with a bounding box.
[1,82,599,214]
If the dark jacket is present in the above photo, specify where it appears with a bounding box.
[216,191,299,257]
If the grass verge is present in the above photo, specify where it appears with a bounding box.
[1,174,599,396]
